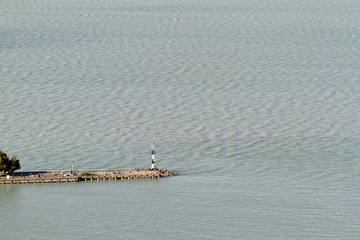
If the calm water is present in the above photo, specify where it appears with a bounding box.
[1,0,360,239]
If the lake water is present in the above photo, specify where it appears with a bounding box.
[1,0,360,239]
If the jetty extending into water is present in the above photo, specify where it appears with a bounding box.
[1,143,176,184]
[0,168,176,184]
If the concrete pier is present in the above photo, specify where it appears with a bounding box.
[0,168,176,184]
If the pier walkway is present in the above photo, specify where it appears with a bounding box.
[0,169,176,184]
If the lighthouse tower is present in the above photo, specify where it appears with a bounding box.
[151,142,156,170]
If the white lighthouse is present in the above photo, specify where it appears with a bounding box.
[151,142,156,170]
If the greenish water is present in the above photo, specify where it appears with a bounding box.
[1,0,360,239]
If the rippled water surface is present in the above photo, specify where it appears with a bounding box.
[1,0,360,239]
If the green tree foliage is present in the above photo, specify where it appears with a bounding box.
[0,150,21,175]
